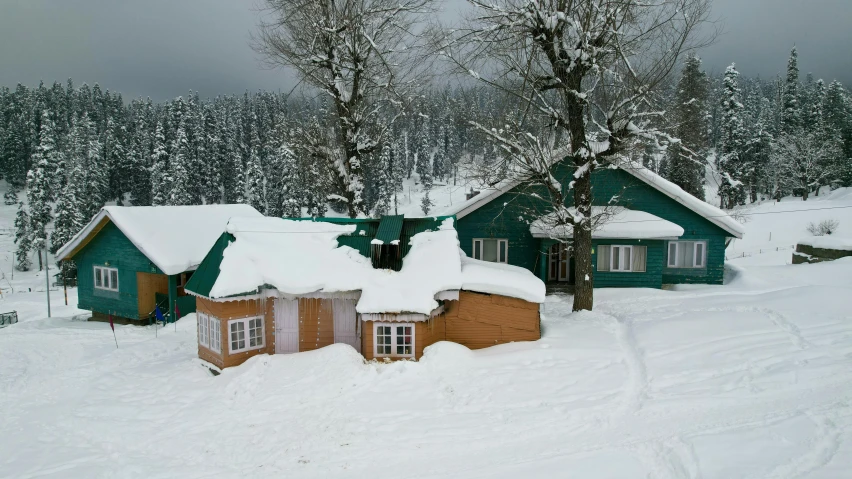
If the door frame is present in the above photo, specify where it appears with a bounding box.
[548,242,575,283]
[274,297,299,354]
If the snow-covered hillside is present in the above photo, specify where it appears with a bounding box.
[2,188,852,478]
[726,187,852,265]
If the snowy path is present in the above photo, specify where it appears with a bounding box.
[2,259,852,478]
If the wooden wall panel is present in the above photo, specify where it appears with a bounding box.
[446,291,540,349]
[137,272,169,316]
[195,296,273,369]
[298,298,335,352]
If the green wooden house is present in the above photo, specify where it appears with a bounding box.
[56,204,263,323]
[444,162,745,289]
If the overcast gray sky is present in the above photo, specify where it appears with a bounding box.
[1,0,849,101]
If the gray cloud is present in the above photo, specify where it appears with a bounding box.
[0,0,849,101]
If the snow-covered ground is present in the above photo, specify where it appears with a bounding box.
[2,187,852,478]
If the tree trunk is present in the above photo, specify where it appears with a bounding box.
[572,170,594,311]
[37,250,43,271]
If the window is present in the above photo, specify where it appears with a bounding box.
[228,316,264,354]
[197,312,221,353]
[597,245,647,273]
[611,245,632,272]
[94,266,119,291]
[472,239,508,263]
[667,241,707,268]
[374,322,415,358]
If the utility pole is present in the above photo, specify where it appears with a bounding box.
[44,247,51,318]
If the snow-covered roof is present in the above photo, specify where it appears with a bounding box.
[442,164,745,239]
[798,236,852,251]
[530,207,684,240]
[56,204,263,275]
[202,216,544,315]
[461,255,545,303]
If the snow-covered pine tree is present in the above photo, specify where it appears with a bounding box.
[245,125,266,213]
[373,143,393,216]
[666,54,709,199]
[80,113,107,219]
[824,81,852,186]
[432,126,449,181]
[25,158,51,270]
[32,109,64,200]
[416,126,432,184]
[781,47,802,135]
[202,104,221,203]
[51,157,86,275]
[150,120,169,206]
[167,121,193,205]
[743,97,774,202]
[717,64,748,208]
[275,141,302,217]
[14,202,32,271]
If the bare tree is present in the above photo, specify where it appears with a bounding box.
[437,0,714,311]
[771,131,842,201]
[254,0,434,217]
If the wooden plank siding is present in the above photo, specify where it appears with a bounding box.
[195,296,274,369]
[137,272,169,317]
[455,165,733,286]
[75,222,162,320]
[446,291,540,349]
[361,291,539,361]
[298,298,335,352]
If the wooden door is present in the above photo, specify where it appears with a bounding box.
[332,299,360,352]
[274,298,299,354]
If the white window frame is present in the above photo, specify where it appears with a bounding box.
[472,238,509,263]
[197,312,221,354]
[667,241,707,268]
[94,266,119,292]
[228,316,265,354]
[610,245,633,272]
[373,322,415,359]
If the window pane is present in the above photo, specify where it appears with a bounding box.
[684,242,695,267]
[110,270,118,290]
[612,247,620,270]
[695,243,704,267]
[482,240,498,262]
[624,248,631,271]
[499,241,507,263]
[95,269,102,287]
[473,241,481,260]
[668,243,677,266]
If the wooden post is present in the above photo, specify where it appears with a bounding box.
[63,267,68,306]
[44,248,51,318]
[168,274,178,324]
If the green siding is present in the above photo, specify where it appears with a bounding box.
[592,239,664,289]
[75,222,160,320]
[455,163,733,287]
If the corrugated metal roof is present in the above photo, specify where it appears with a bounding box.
[374,215,404,244]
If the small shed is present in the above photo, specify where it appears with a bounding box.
[55,204,263,323]
[185,215,546,369]
[793,237,852,264]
